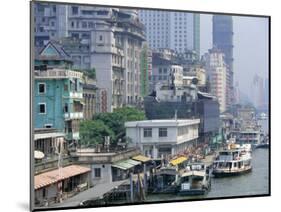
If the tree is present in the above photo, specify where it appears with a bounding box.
[92,107,146,145]
[80,120,114,147]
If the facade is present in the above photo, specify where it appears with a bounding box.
[82,76,98,120]
[203,48,227,112]
[139,10,200,55]
[74,148,140,185]
[34,165,91,207]
[34,41,84,143]
[140,43,152,97]
[34,129,66,159]
[213,15,234,107]
[34,3,68,47]
[34,68,84,143]
[151,64,183,90]
[125,119,200,159]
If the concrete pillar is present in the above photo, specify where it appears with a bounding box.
[153,145,157,159]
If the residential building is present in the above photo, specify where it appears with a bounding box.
[82,77,98,120]
[213,15,234,106]
[73,148,141,185]
[203,48,228,112]
[139,10,200,55]
[140,43,152,97]
[34,128,66,160]
[125,119,200,159]
[151,64,183,90]
[34,3,68,47]
[34,165,91,207]
[34,42,84,144]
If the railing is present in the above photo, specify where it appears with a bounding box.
[64,112,83,119]
[34,69,83,79]
[70,92,83,99]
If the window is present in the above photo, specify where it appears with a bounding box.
[82,22,87,28]
[44,124,52,128]
[72,6,78,15]
[159,128,167,137]
[94,168,101,178]
[99,35,103,41]
[38,83,45,94]
[39,103,46,114]
[143,128,152,137]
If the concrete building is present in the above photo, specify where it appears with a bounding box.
[151,64,184,90]
[34,3,68,47]
[34,42,84,143]
[73,148,141,185]
[140,43,152,97]
[213,15,234,107]
[203,48,228,112]
[82,78,98,120]
[125,119,200,159]
[139,10,200,55]
[34,165,91,207]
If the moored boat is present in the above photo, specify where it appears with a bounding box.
[177,163,211,195]
[212,148,252,177]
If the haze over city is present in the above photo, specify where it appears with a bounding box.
[200,14,269,104]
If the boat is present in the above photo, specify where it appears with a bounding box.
[152,166,179,194]
[177,163,211,195]
[255,134,269,149]
[212,148,252,177]
[258,113,268,120]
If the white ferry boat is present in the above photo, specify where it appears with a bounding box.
[212,147,252,177]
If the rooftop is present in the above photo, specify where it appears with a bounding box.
[125,119,200,127]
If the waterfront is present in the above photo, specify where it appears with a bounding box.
[145,148,269,202]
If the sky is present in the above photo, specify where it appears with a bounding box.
[200,14,269,102]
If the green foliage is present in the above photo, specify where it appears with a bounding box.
[92,107,146,145]
[80,120,114,147]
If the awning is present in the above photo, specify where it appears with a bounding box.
[112,159,141,170]
[132,155,151,163]
[170,156,188,166]
[34,165,91,190]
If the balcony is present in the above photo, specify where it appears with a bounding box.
[34,69,83,79]
[70,92,83,99]
[64,112,83,120]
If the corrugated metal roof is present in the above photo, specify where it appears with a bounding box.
[34,165,91,190]
[132,155,151,163]
[112,159,141,170]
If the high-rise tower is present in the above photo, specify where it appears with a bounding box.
[213,15,234,109]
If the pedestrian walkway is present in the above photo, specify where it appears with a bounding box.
[52,180,128,208]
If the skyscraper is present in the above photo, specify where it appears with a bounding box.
[139,10,200,55]
[213,15,234,109]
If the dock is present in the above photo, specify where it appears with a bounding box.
[52,180,128,208]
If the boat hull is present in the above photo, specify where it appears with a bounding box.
[178,189,208,196]
[255,143,269,149]
[212,167,252,178]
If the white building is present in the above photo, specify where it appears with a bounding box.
[138,10,200,55]
[125,119,200,159]
[203,48,227,112]
[151,64,183,90]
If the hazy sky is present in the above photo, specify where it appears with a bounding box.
[200,14,269,100]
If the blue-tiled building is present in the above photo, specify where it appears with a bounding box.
[34,41,84,143]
